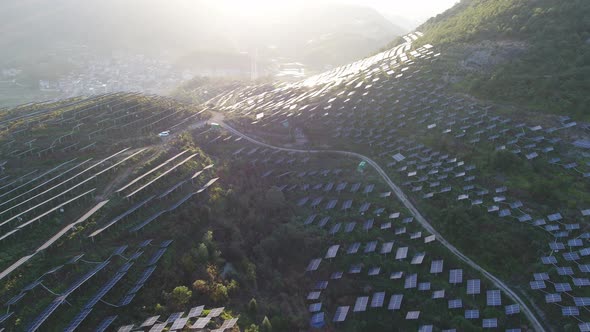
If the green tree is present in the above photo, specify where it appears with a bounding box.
[245,324,260,332]
[261,316,272,332]
[196,243,209,263]
[248,298,258,315]
[171,286,192,309]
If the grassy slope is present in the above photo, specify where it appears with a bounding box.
[418,0,590,121]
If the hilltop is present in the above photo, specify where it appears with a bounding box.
[417,0,590,120]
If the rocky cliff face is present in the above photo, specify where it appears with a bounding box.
[459,41,528,72]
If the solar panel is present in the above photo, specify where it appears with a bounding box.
[148,248,168,265]
[405,273,417,289]
[482,318,497,328]
[418,325,433,332]
[555,283,572,292]
[466,279,481,295]
[465,309,479,319]
[574,297,590,307]
[307,291,321,300]
[574,278,590,286]
[353,296,369,312]
[118,294,136,306]
[309,303,322,312]
[318,217,330,228]
[388,294,403,310]
[140,315,160,327]
[299,198,311,208]
[533,272,549,281]
[332,306,349,323]
[364,241,377,253]
[95,315,118,332]
[189,317,211,329]
[430,260,443,274]
[6,293,25,306]
[405,311,420,320]
[505,304,520,315]
[187,305,204,318]
[306,258,322,272]
[449,269,463,284]
[27,260,110,331]
[363,218,373,230]
[448,299,462,309]
[314,281,328,290]
[329,223,341,234]
[557,266,574,275]
[170,317,189,330]
[341,200,353,210]
[432,290,445,299]
[346,242,360,254]
[368,292,385,308]
[411,252,425,265]
[310,312,324,327]
[380,242,394,254]
[0,312,13,324]
[117,325,134,332]
[325,245,339,259]
[165,312,184,323]
[545,293,562,303]
[395,247,408,260]
[530,280,546,290]
[218,317,238,330]
[22,279,42,292]
[368,267,381,276]
[562,306,580,316]
[579,322,590,332]
[486,290,501,306]
[207,307,224,318]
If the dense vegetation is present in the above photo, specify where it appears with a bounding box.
[419,0,590,120]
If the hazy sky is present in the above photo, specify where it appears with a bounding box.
[210,0,459,21]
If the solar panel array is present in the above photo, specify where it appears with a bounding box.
[0,239,174,331]
[111,305,235,331]
[193,25,590,328]
[213,107,527,330]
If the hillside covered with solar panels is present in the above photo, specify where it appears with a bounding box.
[1,1,590,332]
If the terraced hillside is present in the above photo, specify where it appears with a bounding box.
[1,2,589,332]
[200,25,590,331]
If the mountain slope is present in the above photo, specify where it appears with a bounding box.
[418,0,590,120]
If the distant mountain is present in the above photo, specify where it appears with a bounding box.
[0,1,404,71]
[265,4,406,69]
[416,0,590,120]
[0,0,232,61]
[383,13,420,32]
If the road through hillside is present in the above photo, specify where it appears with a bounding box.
[211,112,547,332]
